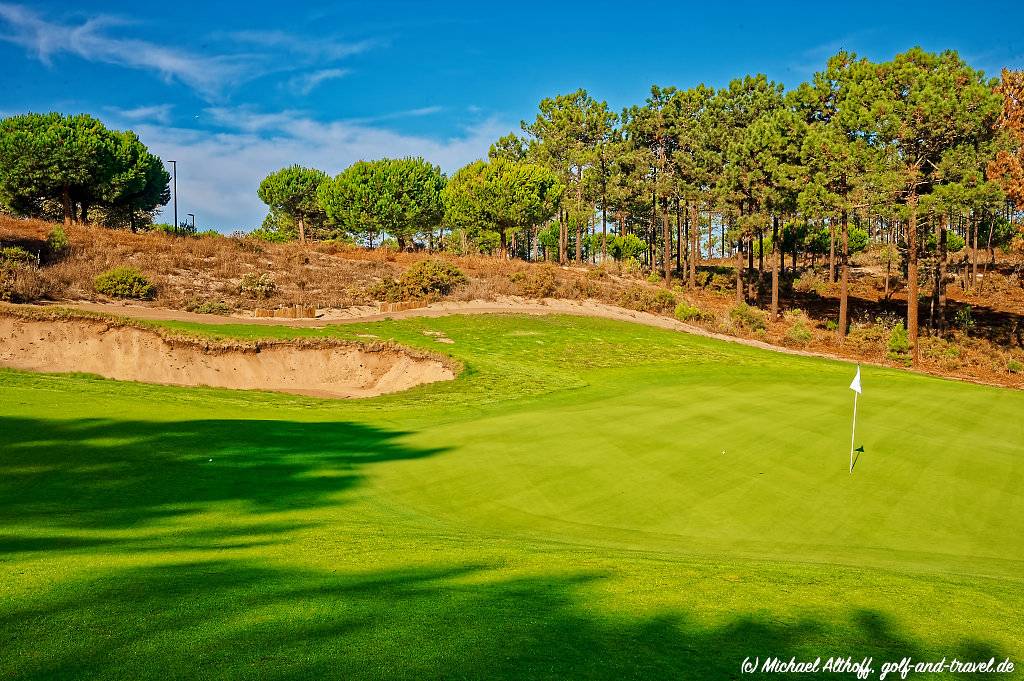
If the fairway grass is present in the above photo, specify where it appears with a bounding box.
[1,313,1022,679]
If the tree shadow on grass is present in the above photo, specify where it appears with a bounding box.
[0,560,1013,680]
[0,417,446,532]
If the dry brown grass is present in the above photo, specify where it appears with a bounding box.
[0,215,663,314]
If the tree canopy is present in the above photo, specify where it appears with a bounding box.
[317,157,445,250]
[442,158,563,257]
[257,165,328,243]
[0,112,169,228]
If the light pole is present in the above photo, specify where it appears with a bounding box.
[169,160,178,234]
[187,213,195,233]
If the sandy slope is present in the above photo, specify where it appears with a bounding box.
[0,315,454,398]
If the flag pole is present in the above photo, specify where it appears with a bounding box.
[849,389,858,474]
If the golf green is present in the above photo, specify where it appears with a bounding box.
[1,313,1021,679]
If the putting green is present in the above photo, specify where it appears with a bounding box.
[1,313,1021,679]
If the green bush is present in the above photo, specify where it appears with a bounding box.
[0,246,34,266]
[239,272,277,299]
[953,305,975,334]
[785,320,814,346]
[619,286,676,313]
[94,267,155,299]
[887,324,911,362]
[368,277,402,302]
[708,273,733,292]
[729,303,767,331]
[673,301,704,322]
[45,226,69,258]
[824,319,838,332]
[398,260,468,299]
[646,271,662,284]
[1009,359,1023,374]
[185,299,233,315]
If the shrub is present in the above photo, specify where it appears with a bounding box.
[45,226,70,259]
[708,273,733,292]
[0,246,34,266]
[793,273,827,295]
[239,272,277,299]
[953,305,975,334]
[887,324,911,362]
[618,285,676,313]
[1009,359,1023,374]
[0,263,48,303]
[785,320,814,346]
[368,277,402,302]
[94,266,155,299]
[729,303,767,331]
[185,299,233,315]
[646,270,662,284]
[674,301,704,322]
[824,319,838,332]
[398,260,468,299]
[510,267,558,298]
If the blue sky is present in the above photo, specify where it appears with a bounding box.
[2,1,1023,229]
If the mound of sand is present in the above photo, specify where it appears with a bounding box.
[0,314,455,398]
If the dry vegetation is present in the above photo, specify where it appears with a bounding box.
[3,214,1024,388]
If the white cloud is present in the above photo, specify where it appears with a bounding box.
[224,30,376,61]
[0,5,377,100]
[108,104,174,125]
[123,110,510,230]
[0,4,252,97]
[285,68,350,96]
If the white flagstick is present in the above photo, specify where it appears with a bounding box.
[849,365,862,474]
[849,390,858,474]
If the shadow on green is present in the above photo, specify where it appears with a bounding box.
[0,559,1009,680]
[0,416,447,532]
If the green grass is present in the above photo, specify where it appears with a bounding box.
[1,313,1022,679]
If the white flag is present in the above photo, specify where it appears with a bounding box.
[849,366,862,394]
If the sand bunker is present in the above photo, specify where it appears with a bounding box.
[0,314,455,398]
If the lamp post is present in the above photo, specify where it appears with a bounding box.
[187,213,195,233]
[169,160,178,234]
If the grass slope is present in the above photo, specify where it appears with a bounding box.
[1,313,1022,679]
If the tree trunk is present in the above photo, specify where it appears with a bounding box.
[746,230,755,301]
[575,223,582,263]
[662,210,672,287]
[559,210,567,265]
[601,206,607,262]
[838,209,849,339]
[735,236,744,304]
[771,216,780,320]
[907,191,920,365]
[62,186,72,226]
[500,229,508,259]
[689,202,699,287]
[676,200,682,273]
[970,213,979,288]
[828,220,836,283]
[80,202,90,225]
[937,214,948,334]
[757,229,764,273]
[980,211,995,292]
[298,216,306,244]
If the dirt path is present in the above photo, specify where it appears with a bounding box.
[44,297,830,360]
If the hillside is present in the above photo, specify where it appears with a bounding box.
[2,214,1024,388]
